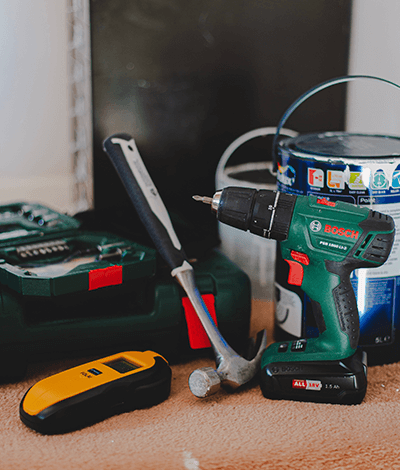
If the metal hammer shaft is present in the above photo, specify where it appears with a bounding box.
[103,133,266,397]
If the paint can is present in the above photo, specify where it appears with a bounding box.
[272,75,400,365]
[215,127,297,300]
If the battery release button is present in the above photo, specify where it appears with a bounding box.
[278,343,289,353]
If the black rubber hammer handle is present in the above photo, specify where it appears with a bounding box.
[103,133,188,272]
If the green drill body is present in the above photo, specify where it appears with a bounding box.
[196,187,395,363]
[195,187,395,403]
[263,194,393,365]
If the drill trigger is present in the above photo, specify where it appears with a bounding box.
[285,251,310,286]
[285,260,304,286]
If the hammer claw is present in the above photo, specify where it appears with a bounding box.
[175,263,267,398]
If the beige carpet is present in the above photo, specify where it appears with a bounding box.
[1,300,400,469]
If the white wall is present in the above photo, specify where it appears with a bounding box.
[1,1,399,217]
[0,0,73,212]
[346,0,400,135]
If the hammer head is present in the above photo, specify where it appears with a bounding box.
[188,329,267,398]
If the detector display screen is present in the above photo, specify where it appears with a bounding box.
[104,358,140,374]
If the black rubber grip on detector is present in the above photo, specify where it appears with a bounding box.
[103,133,188,271]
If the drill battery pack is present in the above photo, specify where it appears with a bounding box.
[260,347,368,405]
[0,203,251,380]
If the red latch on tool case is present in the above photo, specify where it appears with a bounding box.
[89,265,123,290]
[182,294,217,349]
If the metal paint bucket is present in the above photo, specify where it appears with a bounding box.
[272,75,400,365]
[215,127,297,300]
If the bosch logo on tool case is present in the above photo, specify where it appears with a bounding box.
[292,379,322,391]
[324,224,359,239]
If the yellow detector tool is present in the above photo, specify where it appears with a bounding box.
[20,350,171,434]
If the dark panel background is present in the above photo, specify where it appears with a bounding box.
[90,0,352,243]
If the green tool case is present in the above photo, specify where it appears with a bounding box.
[0,203,251,380]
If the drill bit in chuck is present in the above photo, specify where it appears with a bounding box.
[193,192,222,213]
[192,195,213,205]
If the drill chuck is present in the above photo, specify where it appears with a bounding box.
[196,187,297,241]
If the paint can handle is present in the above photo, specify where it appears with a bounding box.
[215,127,298,189]
[272,75,400,171]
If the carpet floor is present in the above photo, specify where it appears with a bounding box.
[1,300,400,469]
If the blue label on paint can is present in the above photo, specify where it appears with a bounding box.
[275,145,400,350]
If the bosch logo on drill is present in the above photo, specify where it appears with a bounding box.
[292,379,322,391]
[324,225,359,239]
[310,220,322,233]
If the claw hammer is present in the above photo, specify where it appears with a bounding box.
[103,133,267,398]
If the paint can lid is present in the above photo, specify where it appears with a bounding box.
[282,132,400,159]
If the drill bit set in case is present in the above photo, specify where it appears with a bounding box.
[0,202,251,380]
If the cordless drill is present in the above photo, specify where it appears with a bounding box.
[194,187,395,404]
